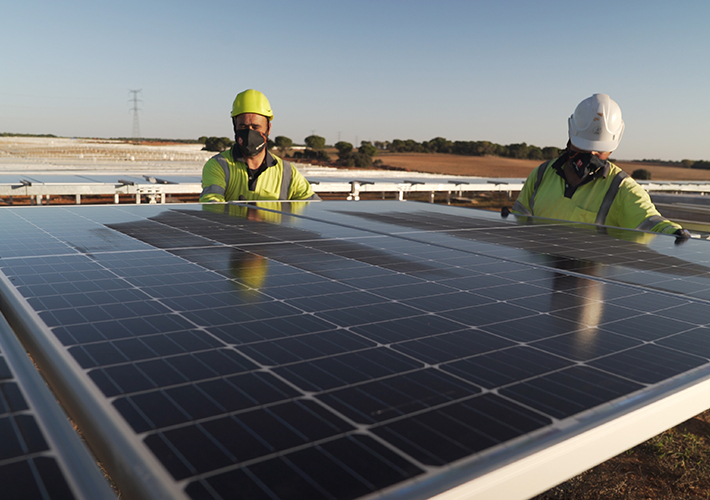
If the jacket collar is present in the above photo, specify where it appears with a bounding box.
[552,153,611,182]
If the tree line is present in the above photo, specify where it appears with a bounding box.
[199,134,562,164]
[636,158,710,170]
[198,134,710,168]
[384,138,562,160]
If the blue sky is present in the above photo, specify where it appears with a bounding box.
[2,0,709,161]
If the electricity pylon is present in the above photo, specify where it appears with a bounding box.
[128,89,142,140]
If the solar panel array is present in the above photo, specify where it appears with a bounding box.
[0,200,709,500]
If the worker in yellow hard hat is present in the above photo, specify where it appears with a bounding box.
[511,94,690,239]
[200,89,320,202]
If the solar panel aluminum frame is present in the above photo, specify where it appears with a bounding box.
[0,306,116,500]
[0,272,184,500]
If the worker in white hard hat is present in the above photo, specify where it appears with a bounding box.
[512,94,690,238]
[200,89,319,202]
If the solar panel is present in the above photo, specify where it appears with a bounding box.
[0,293,115,500]
[0,200,709,500]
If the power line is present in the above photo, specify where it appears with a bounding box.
[128,89,142,140]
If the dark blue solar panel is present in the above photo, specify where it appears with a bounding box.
[0,201,708,500]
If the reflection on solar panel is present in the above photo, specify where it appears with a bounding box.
[0,200,709,500]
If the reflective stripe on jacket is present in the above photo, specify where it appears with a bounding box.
[199,149,319,202]
[512,158,681,234]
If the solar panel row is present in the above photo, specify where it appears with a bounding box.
[0,201,708,500]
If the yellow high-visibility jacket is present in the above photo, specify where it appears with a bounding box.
[512,158,681,234]
[199,149,319,202]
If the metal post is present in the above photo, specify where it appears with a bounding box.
[75,194,81,205]
[348,181,361,201]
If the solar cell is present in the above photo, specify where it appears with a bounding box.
[0,201,708,500]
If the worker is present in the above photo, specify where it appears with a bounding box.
[200,89,320,202]
[512,94,690,238]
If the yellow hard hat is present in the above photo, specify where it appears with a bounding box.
[231,89,274,120]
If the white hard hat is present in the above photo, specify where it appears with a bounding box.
[568,94,625,152]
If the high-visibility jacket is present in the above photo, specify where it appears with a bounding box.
[512,158,681,234]
[199,149,319,202]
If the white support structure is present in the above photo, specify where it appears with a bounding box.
[137,186,164,204]
[1,166,710,208]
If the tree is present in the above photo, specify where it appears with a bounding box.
[274,136,293,157]
[423,137,453,154]
[304,135,326,151]
[334,141,375,167]
[692,160,710,170]
[632,169,652,180]
[388,139,426,153]
[203,137,233,152]
[351,152,373,167]
[542,146,562,160]
[293,149,331,162]
[335,141,354,161]
[505,143,531,159]
[526,146,544,160]
[358,141,377,158]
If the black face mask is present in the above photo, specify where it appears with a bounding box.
[235,129,267,157]
[568,151,607,179]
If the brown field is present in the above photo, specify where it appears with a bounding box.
[374,152,710,181]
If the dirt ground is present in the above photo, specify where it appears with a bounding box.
[372,152,710,182]
[531,411,710,500]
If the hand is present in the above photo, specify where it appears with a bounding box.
[674,228,691,244]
